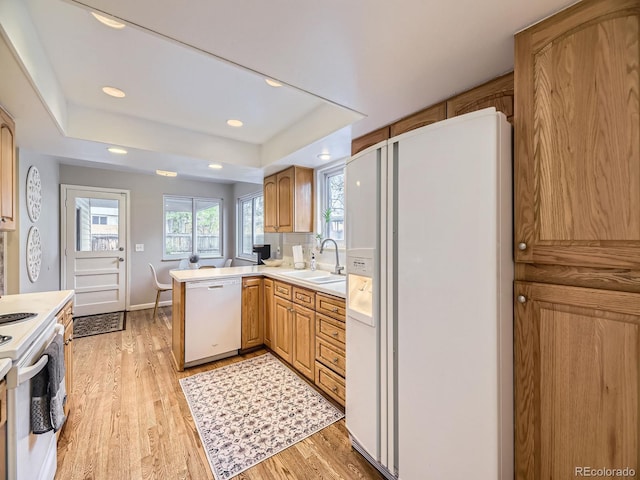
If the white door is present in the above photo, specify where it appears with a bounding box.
[61,185,129,316]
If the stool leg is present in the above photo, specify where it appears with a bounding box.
[154,290,161,319]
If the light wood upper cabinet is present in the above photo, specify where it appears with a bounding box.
[0,107,15,231]
[514,281,639,480]
[263,278,274,348]
[351,126,390,155]
[446,72,514,123]
[514,0,640,269]
[241,277,263,349]
[263,166,314,233]
[390,102,446,137]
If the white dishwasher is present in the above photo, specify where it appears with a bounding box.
[184,277,242,366]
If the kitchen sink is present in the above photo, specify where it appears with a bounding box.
[280,270,345,284]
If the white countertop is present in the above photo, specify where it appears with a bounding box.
[0,358,10,378]
[0,290,74,361]
[170,266,346,298]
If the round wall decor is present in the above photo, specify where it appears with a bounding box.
[27,226,42,283]
[26,166,42,222]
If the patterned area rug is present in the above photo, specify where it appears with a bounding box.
[180,353,344,480]
[73,311,125,338]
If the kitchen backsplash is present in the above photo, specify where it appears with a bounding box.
[264,232,346,271]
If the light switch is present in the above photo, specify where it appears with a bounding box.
[135,244,144,252]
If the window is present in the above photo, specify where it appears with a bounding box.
[163,195,222,259]
[91,215,107,225]
[319,165,345,243]
[237,192,264,260]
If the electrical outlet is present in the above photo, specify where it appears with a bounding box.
[135,244,144,252]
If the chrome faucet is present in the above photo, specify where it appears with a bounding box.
[320,238,344,275]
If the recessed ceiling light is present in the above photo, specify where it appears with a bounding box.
[107,147,127,155]
[156,170,177,177]
[227,119,243,127]
[317,153,332,161]
[265,78,282,88]
[102,86,126,98]
[91,12,126,29]
[208,163,223,169]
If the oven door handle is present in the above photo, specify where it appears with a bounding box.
[12,323,64,388]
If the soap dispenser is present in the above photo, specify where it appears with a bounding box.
[310,252,317,271]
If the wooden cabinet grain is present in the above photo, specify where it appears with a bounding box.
[0,107,15,231]
[273,296,294,363]
[351,126,390,155]
[514,0,640,271]
[263,278,274,348]
[390,102,446,137]
[446,72,513,123]
[514,281,640,479]
[241,277,263,350]
[263,166,314,233]
[292,303,315,380]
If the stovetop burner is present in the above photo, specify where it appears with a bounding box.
[0,312,37,325]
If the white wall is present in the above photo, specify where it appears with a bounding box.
[60,164,236,308]
[6,150,60,294]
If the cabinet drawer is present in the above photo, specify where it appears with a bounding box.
[292,286,315,309]
[316,313,345,347]
[315,361,345,406]
[316,337,345,377]
[315,293,345,321]
[274,281,292,300]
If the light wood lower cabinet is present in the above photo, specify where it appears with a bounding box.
[292,303,315,380]
[241,277,263,350]
[273,296,294,363]
[314,294,346,406]
[0,378,5,480]
[263,278,274,348]
[515,281,640,479]
[57,300,74,420]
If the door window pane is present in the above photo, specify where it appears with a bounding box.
[75,198,119,251]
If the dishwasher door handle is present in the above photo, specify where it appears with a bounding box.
[208,285,223,290]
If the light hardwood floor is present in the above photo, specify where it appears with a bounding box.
[56,307,384,480]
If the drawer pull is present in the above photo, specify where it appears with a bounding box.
[277,287,287,293]
[331,331,339,337]
[331,386,338,393]
[332,357,339,364]
[331,307,339,313]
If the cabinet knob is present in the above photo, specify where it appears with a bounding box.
[332,357,339,364]
[331,307,339,313]
[331,331,338,337]
[517,295,527,304]
[518,242,527,251]
[331,386,338,393]
[0,217,5,223]
[118,257,124,262]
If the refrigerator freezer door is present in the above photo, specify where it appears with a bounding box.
[394,109,513,479]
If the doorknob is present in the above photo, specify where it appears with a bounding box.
[118,257,124,262]
[119,247,124,251]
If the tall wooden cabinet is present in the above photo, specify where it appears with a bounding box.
[241,277,263,350]
[263,278,274,348]
[263,166,314,233]
[514,0,640,477]
[0,107,15,231]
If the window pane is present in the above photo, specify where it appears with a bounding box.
[327,172,344,241]
[253,196,264,245]
[165,197,193,256]
[75,198,119,251]
[195,199,220,256]
[242,200,253,256]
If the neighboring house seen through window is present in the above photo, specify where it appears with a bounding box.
[163,195,222,259]
[237,193,264,261]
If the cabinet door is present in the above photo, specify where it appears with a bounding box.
[515,281,640,479]
[241,277,263,349]
[0,109,15,231]
[263,278,274,348]
[273,297,293,363]
[263,174,278,233]
[515,0,640,269]
[276,168,294,233]
[63,319,73,417]
[292,304,315,380]
[390,102,446,137]
[446,72,513,123]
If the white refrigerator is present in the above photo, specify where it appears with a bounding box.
[345,108,513,480]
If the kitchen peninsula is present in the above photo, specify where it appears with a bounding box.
[170,266,347,406]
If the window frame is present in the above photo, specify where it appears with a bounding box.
[316,161,346,247]
[236,191,264,262]
[162,195,223,260]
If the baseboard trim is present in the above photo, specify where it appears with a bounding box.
[128,300,172,311]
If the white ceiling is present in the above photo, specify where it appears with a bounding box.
[0,0,575,183]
